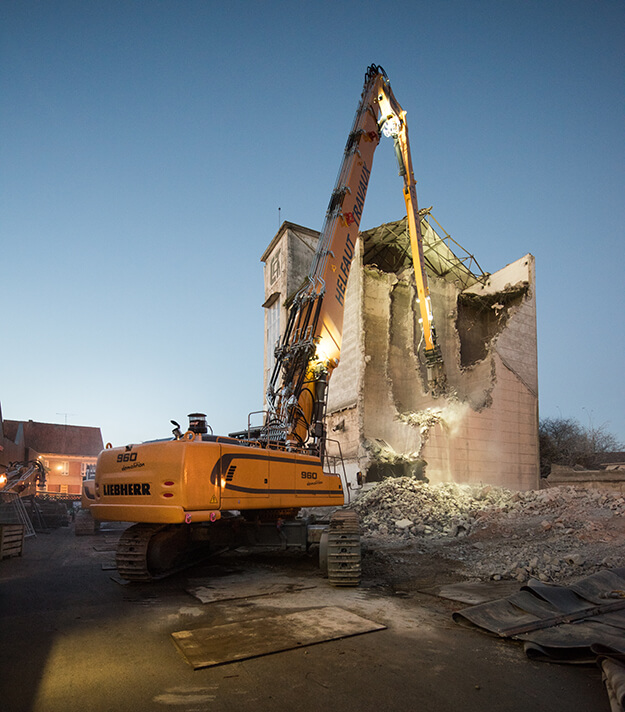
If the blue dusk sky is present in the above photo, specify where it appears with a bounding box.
[2,1,624,447]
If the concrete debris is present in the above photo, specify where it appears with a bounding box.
[363,439,421,465]
[394,519,413,530]
[397,409,443,435]
[353,478,625,584]
[397,400,471,438]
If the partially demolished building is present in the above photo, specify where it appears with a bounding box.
[261,215,539,492]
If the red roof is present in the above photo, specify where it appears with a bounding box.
[2,420,103,457]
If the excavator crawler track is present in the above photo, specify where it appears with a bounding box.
[327,509,361,587]
[115,522,227,582]
[115,523,168,582]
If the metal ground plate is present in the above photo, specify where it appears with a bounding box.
[172,605,386,669]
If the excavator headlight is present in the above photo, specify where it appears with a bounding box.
[382,116,400,139]
[314,337,335,366]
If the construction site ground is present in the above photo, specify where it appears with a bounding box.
[0,509,612,712]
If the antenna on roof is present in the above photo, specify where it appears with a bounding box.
[56,412,76,426]
[278,206,281,228]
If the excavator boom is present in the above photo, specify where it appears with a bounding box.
[0,460,46,495]
[266,65,445,450]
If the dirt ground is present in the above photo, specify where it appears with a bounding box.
[0,516,612,712]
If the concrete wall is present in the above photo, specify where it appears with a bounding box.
[262,223,540,491]
[421,255,540,489]
[542,465,625,494]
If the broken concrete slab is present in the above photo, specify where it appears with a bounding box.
[186,573,316,604]
[171,606,386,669]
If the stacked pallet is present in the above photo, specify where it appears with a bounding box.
[0,524,24,559]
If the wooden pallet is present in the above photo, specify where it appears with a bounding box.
[0,524,25,559]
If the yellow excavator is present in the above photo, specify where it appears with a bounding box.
[0,460,46,496]
[91,64,444,583]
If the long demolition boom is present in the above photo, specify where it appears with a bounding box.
[266,65,445,452]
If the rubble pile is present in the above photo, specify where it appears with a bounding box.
[354,478,510,537]
[354,477,625,584]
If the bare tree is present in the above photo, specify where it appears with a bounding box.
[539,417,623,474]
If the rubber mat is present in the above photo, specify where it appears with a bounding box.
[453,568,625,663]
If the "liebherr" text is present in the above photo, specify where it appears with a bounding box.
[102,483,151,496]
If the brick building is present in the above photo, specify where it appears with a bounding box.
[0,405,103,498]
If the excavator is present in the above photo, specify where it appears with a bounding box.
[91,64,444,584]
[0,460,47,496]
[0,460,48,533]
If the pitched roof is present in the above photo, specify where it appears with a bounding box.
[2,420,104,457]
[261,221,320,263]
